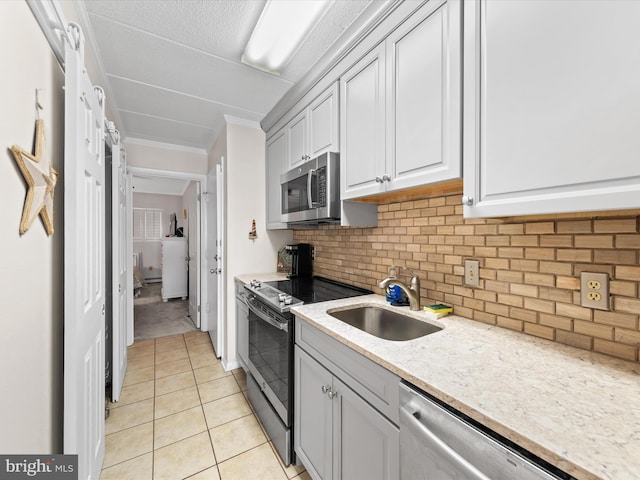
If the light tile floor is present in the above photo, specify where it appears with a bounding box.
[101,331,310,480]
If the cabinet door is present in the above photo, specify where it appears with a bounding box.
[333,377,399,480]
[294,347,333,480]
[288,110,309,168]
[266,129,287,229]
[340,43,386,199]
[386,0,461,191]
[309,82,339,158]
[463,0,640,218]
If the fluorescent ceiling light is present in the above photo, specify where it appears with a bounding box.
[242,0,332,74]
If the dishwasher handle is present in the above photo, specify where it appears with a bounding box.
[400,405,491,480]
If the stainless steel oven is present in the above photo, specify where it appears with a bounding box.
[246,295,293,425]
[243,280,300,466]
[280,152,340,225]
[243,277,372,466]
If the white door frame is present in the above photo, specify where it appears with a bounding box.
[127,166,209,334]
[106,123,128,402]
[215,160,226,359]
[188,183,201,328]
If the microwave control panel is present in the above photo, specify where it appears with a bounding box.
[317,166,326,206]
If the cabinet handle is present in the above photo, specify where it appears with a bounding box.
[321,385,331,394]
[461,195,474,206]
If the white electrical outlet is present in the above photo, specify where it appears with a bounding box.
[580,272,610,310]
[464,260,480,287]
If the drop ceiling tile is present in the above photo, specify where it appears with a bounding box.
[120,111,216,150]
[88,14,292,113]
[107,75,263,129]
[281,0,372,81]
[84,0,265,60]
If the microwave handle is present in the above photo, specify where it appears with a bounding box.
[307,169,317,207]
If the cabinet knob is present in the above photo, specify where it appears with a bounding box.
[328,389,337,399]
[461,195,474,206]
[321,385,331,394]
[375,176,383,183]
[382,174,391,182]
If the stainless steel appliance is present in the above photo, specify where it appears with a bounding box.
[243,276,371,466]
[281,152,340,225]
[399,382,571,480]
[235,280,250,370]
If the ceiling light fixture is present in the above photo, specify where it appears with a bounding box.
[242,0,332,75]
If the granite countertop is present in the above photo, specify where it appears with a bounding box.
[290,294,640,480]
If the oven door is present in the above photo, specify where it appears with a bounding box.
[246,296,292,426]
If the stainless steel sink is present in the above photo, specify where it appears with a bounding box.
[327,305,442,341]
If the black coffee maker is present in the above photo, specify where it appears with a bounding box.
[286,243,312,278]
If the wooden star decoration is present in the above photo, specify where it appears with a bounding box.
[10,119,59,236]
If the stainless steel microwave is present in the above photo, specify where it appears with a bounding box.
[280,152,340,225]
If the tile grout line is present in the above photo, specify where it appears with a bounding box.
[189,332,222,479]
[105,332,305,479]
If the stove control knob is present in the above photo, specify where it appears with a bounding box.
[278,293,286,303]
[284,296,292,305]
[250,279,261,288]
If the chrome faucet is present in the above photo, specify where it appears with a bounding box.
[378,265,421,311]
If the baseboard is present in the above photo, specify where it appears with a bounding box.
[222,358,240,372]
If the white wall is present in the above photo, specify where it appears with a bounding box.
[126,139,208,175]
[133,192,183,280]
[220,120,293,368]
[0,0,64,453]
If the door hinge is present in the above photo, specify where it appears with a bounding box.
[197,305,201,313]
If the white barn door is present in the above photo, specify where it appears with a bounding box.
[64,23,106,480]
[109,126,128,402]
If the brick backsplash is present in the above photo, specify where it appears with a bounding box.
[293,194,640,362]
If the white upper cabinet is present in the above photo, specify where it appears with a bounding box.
[266,128,287,229]
[463,0,640,218]
[340,43,387,199]
[341,0,462,200]
[287,110,309,168]
[386,0,461,191]
[288,82,339,169]
[309,82,339,160]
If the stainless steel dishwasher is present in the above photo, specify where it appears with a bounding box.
[399,382,573,480]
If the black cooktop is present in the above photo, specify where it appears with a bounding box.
[265,276,372,305]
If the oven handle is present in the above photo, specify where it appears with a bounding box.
[247,297,289,332]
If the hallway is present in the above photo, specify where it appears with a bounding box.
[101,331,309,480]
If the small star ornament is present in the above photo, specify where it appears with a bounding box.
[10,119,59,236]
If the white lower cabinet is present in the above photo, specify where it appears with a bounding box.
[294,320,399,480]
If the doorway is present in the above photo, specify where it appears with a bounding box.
[129,168,209,342]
